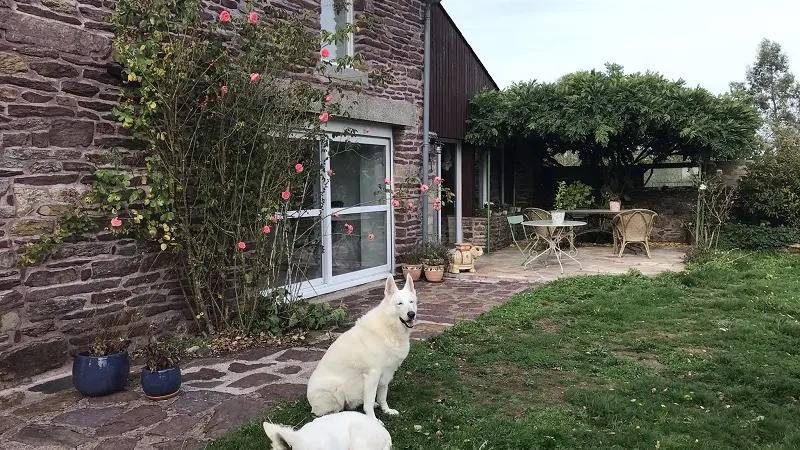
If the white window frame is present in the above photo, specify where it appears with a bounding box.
[274,121,394,300]
[320,0,355,60]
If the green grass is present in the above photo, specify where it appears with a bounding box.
[209,253,800,449]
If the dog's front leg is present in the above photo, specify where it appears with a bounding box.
[362,370,381,420]
[376,373,399,415]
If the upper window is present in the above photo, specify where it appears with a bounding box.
[320,0,354,60]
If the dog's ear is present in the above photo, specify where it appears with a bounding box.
[262,422,297,450]
[404,273,416,294]
[384,274,398,298]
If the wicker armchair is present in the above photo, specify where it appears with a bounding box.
[612,209,657,258]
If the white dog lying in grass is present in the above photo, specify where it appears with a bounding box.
[306,274,417,421]
[262,411,392,450]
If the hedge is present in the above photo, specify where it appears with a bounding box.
[718,223,800,251]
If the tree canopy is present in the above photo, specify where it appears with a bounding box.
[730,39,800,154]
[466,64,762,193]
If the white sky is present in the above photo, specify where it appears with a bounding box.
[441,0,800,94]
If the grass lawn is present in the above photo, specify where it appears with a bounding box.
[209,253,800,449]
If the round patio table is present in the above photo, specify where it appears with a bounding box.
[522,220,587,274]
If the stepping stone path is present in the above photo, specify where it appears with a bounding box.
[0,279,531,449]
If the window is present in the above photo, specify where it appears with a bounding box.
[320,0,353,59]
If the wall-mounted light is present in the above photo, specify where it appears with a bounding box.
[434,142,443,155]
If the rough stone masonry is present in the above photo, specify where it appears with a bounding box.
[0,0,427,382]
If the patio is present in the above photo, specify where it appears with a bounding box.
[453,243,687,283]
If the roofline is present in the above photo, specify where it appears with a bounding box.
[436,3,500,90]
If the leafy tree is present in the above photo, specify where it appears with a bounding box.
[467,64,761,195]
[730,39,800,153]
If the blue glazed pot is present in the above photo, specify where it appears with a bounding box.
[141,366,182,400]
[72,350,130,397]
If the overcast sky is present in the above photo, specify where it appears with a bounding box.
[441,0,800,94]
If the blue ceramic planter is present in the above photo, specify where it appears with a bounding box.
[72,350,130,397]
[141,366,182,400]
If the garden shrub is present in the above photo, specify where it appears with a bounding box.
[718,223,800,250]
[734,150,800,227]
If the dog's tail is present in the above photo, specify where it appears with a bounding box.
[262,422,297,450]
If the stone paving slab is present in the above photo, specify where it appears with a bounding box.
[0,278,531,450]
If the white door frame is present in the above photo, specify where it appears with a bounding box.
[437,139,463,244]
[274,121,395,300]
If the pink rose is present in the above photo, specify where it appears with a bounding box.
[110,217,122,228]
[270,216,278,223]
[433,176,442,184]
[325,93,333,103]
[327,169,333,176]
[321,48,330,58]
[384,178,391,185]
[319,112,329,123]
[219,10,231,22]
[433,203,441,211]
[420,184,429,192]
[332,211,340,218]
[392,199,400,207]
[368,233,374,241]
[221,85,228,94]
[295,163,304,173]
[281,191,290,200]
[248,11,258,24]
[262,225,271,234]
[250,73,260,83]
[345,223,354,234]
[364,127,370,133]
[407,201,414,209]
[434,197,441,203]
[237,241,246,249]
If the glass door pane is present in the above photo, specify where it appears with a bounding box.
[327,138,390,279]
[274,216,323,293]
[329,141,386,209]
[440,142,458,244]
[331,211,388,276]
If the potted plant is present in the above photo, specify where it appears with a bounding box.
[601,186,622,211]
[139,336,185,400]
[423,239,450,283]
[553,181,592,224]
[72,335,131,397]
[397,245,424,281]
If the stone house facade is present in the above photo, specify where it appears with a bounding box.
[0,0,440,382]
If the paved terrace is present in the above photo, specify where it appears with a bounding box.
[0,244,686,449]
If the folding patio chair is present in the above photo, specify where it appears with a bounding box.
[507,215,534,258]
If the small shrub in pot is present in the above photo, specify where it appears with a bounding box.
[398,245,425,281]
[139,336,186,400]
[72,336,131,397]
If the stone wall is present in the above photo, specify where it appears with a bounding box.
[0,0,427,382]
[627,187,695,243]
[462,215,513,251]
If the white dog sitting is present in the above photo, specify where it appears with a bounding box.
[263,411,392,450]
[306,274,417,421]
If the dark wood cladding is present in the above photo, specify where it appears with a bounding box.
[430,4,498,141]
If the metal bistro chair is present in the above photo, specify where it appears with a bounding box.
[612,209,658,258]
[507,215,534,259]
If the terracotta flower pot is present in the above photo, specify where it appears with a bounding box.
[424,264,445,282]
[401,264,423,281]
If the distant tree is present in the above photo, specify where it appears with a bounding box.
[467,64,762,195]
[730,39,800,153]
